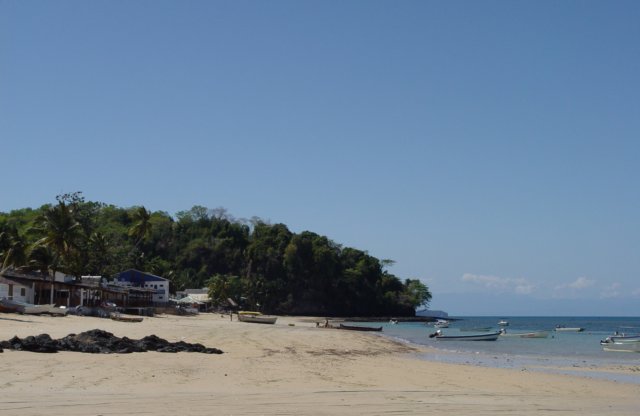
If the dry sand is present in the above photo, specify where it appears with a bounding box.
[1,313,639,415]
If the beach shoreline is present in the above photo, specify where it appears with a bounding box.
[1,313,639,415]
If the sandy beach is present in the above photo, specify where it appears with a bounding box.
[1,313,639,415]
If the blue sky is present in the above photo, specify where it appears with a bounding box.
[1,1,639,316]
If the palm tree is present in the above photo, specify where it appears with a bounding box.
[0,227,29,273]
[27,244,60,304]
[86,231,111,275]
[28,244,59,275]
[128,206,153,247]
[34,202,82,303]
[128,207,153,269]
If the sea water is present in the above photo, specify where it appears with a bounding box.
[373,316,640,384]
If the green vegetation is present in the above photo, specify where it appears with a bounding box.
[0,192,431,316]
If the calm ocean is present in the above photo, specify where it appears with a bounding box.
[373,316,640,384]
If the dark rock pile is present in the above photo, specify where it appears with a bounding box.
[0,329,223,354]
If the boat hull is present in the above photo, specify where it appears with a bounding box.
[110,312,143,322]
[40,305,69,316]
[0,298,67,315]
[603,342,640,353]
[501,331,549,339]
[435,331,501,341]
[610,335,640,343]
[237,313,277,324]
[0,298,21,313]
[338,324,383,332]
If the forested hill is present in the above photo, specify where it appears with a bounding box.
[0,193,431,316]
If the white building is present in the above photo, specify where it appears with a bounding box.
[114,269,170,303]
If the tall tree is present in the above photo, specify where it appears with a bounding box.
[128,206,153,247]
[33,201,82,303]
[128,206,153,269]
[0,226,29,272]
[401,279,432,310]
[27,244,60,304]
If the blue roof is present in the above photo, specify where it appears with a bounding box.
[116,269,167,283]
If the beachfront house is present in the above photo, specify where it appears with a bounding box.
[0,273,35,303]
[0,269,75,305]
[114,269,169,304]
[0,269,133,307]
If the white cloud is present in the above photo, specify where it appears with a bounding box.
[555,276,595,291]
[514,283,535,295]
[567,277,595,289]
[461,273,535,295]
[462,273,504,288]
[553,276,596,298]
[601,282,621,299]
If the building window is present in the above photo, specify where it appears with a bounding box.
[20,288,26,296]
[159,296,163,299]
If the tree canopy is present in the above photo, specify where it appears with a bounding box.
[0,193,431,316]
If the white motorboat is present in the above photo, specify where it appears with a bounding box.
[498,320,509,326]
[554,325,584,332]
[434,319,450,328]
[600,334,640,344]
[610,334,640,342]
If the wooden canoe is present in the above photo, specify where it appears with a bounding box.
[338,324,383,332]
[237,312,277,324]
[110,312,143,322]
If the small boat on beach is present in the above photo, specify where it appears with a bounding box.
[0,298,27,313]
[554,325,584,332]
[110,312,143,322]
[38,304,69,316]
[338,324,383,332]
[0,298,68,316]
[1,298,40,314]
[432,330,501,341]
[237,311,278,324]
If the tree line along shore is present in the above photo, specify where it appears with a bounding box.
[1,192,431,317]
